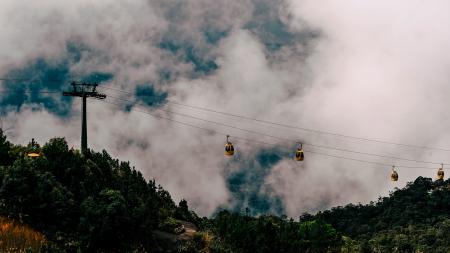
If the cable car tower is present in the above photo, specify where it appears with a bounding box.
[63,82,106,154]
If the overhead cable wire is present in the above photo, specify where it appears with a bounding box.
[104,94,450,166]
[0,90,61,94]
[2,79,448,152]
[95,98,272,146]
[305,151,437,169]
[2,78,449,154]
[0,78,65,83]
[98,85,450,152]
[96,98,440,170]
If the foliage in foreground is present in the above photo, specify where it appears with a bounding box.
[2,129,450,252]
[0,216,47,253]
[304,176,450,252]
[0,130,199,252]
[210,212,342,253]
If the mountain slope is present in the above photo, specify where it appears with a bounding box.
[1,130,450,252]
[0,131,200,252]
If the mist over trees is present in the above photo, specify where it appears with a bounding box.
[0,131,185,251]
[1,130,450,252]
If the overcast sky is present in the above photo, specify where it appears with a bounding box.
[2,0,450,217]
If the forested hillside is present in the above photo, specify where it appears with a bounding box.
[210,175,450,253]
[0,130,201,252]
[309,176,450,252]
[1,129,450,252]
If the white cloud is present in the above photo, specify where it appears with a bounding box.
[263,0,450,216]
[3,0,450,217]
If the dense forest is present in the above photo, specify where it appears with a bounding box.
[1,129,450,252]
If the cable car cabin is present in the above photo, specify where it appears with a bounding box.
[27,151,41,158]
[437,168,444,180]
[224,135,234,156]
[295,148,304,161]
[26,139,41,158]
[225,143,234,156]
[391,170,398,182]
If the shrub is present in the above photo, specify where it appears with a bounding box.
[0,216,47,252]
[161,217,184,234]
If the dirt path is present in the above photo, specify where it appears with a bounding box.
[178,221,197,240]
[152,221,198,242]
[152,221,200,252]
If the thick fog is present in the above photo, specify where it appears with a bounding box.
[1,0,450,217]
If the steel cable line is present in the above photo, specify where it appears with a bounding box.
[0,78,65,83]
[0,78,63,94]
[305,151,437,169]
[2,78,449,153]
[1,78,445,172]
[98,85,450,152]
[0,90,61,94]
[96,98,440,170]
[94,98,272,146]
[1,78,448,152]
[104,94,450,166]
